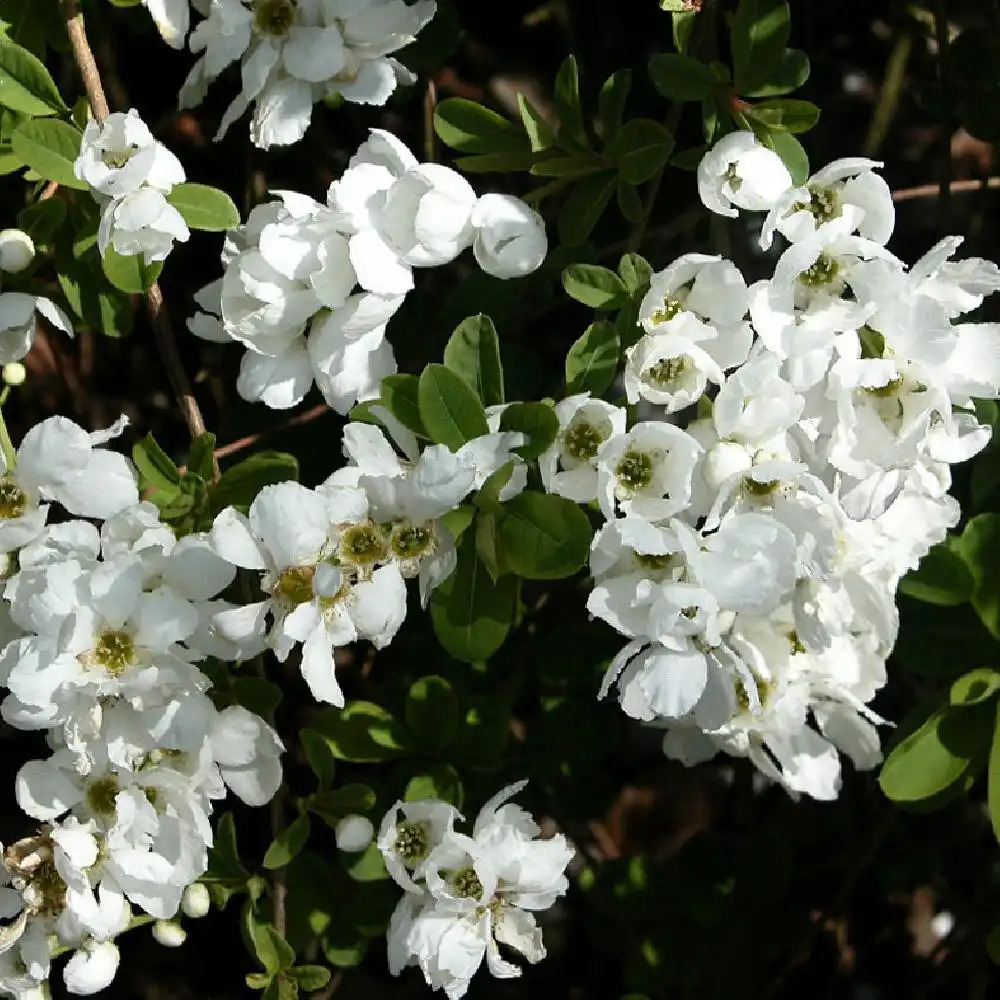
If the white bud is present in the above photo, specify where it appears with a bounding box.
[3,362,26,387]
[335,814,374,853]
[470,194,547,279]
[0,229,35,274]
[703,440,753,492]
[152,920,187,948]
[181,882,211,919]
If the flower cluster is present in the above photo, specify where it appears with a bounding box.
[545,133,1000,799]
[74,110,190,266]
[0,417,283,997]
[208,417,525,706]
[0,229,73,367]
[377,782,573,999]
[188,128,547,411]
[151,0,437,148]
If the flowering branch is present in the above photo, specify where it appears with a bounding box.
[61,0,219,483]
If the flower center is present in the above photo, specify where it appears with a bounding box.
[634,552,673,571]
[0,475,27,520]
[93,630,135,677]
[563,419,605,462]
[736,674,775,713]
[101,147,137,169]
[796,184,840,223]
[339,522,389,568]
[86,775,120,816]
[394,821,430,866]
[743,476,780,497]
[863,376,904,399]
[276,565,316,605]
[451,866,484,900]
[647,355,689,386]
[615,449,655,492]
[390,522,434,561]
[650,296,684,326]
[798,253,840,288]
[254,0,296,34]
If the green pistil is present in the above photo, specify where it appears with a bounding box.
[798,253,840,288]
[86,776,119,816]
[863,376,904,398]
[93,630,134,677]
[563,420,604,462]
[254,0,296,34]
[799,184,840,223]
[650,297,683,326]
[451,867,484,900]
[394,821,430,866]
[647,356,688,386]
[0,475,26,520]
[615,450,654,492]
[634,552,672,571]
[391,522,433,561]
[736,675,774,713]
[276,565,315,605]
[340,522,389,567]
[744,476,779,497]
[101,147,137,169]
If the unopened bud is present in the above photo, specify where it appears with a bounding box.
[0,229,35,274]
[181,883,211,919]
[152,920,187,948]
[3,363,26,387]
[335,814,374,853]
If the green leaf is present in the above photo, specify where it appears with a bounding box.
[300,729,335,791]
[951,668,1000,708]
[101,245,163,294]
[453,151,538,173]
[404,763,464,808]
[607,118,676,185]
[205,811,249,885]
[263,813,311,870]
[518,93,558,153]
[430,533,517,663]
[953,514,1000,640]
[597,69,632,143]
[246,972,272,991]
[558,170,617,245]
[900,541,975,607]
[648,53,716,102]
[418,363,489,451]
[496,491,592,580]
[377,373,426,436]
[530,154,607,179]
[554,55,587,147]
[989,699,1000,844]
[246,907,297,974]
[434,98,527,154]
[562,263,629,310]
[618,253,652,296]
[405,676,459,751]
[499,401,560,461]
[443,314,504,407]
[475,509,504,580]
[616,179,643,223]
[232,677,283,718]
[0,35,67,116]
[879,702,993,803]
[746,98,820,134]
[10,118,86,189]
[166,182,240,231]
[187,432,217,482]
[289,967,330,993]
[309,784,377,826]
[311,702,411,763]
[475,462,515,514]
[731,0,791,92]
[743,47,811,97]
[132,433,182,491]
[212,451,298,513]
[17,196,65,244]
[565,321,620,395]
[768,130,809,185]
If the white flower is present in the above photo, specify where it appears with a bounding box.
[63,941,120,995]
[470,194,548,279]
[378,798,463,892]
[0,292,72,366]
[98,187,191,265]
[143,0,191,48]
[697,131,793,217]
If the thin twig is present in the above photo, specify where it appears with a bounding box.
[892,177,1000,202]
[213,404,331,462]
[61,0,220,483]
[933,1,953,232]
[424,78,438,163]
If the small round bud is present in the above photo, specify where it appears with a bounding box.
[181,883,211,919]
[0,229,35,274]
[3,363,27,387]
[152,920,187,948]
[335,814,374,853]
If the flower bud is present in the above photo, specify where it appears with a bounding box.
[470,194,547,279]
[703,440,753,492]
[181,882,211,919]
[0,229,35,274]
[335,814,374,853]
[3,362,26,387]
[697,131,793,218]
[152,920,187,948]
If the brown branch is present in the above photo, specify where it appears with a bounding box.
[61,0,219,483]
[892,176,1000,202]
[213,404,331,463]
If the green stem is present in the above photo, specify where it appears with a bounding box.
[0,391,16,471]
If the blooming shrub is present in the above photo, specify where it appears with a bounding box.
[0,1,999,999]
